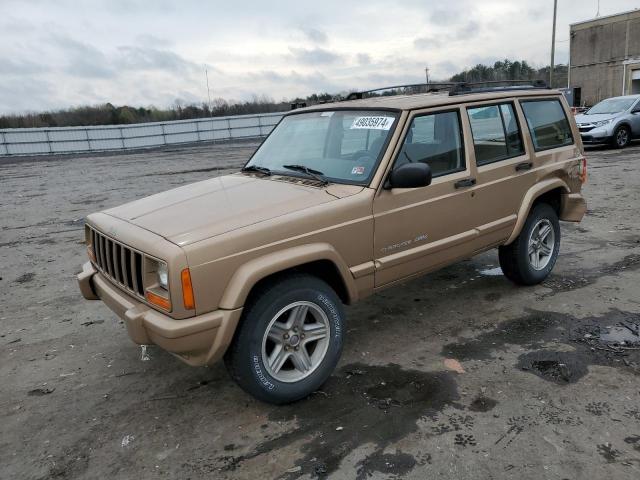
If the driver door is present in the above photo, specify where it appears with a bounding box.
[372,107,483,287]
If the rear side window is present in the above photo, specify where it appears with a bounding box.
[467,103,524,165]
[520,99,574,151]
[395,110,465,178]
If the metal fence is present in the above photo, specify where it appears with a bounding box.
[0,111,285,156]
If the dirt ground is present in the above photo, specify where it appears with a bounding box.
[1,141,640,480]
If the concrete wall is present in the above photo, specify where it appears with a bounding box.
[570,9,640,106]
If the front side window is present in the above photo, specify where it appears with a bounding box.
[521,99,574,151]
[467,103,524,165]
[394,110,465,178]
[246,110,397,185]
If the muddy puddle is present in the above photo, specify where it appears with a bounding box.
[215,363,459,479]
[443,310,640,384]
[540,254,640,298]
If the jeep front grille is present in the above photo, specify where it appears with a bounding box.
[88,227,145,298]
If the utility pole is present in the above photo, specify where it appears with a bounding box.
[425,67,429,85]
[550,0,558,88]
[205,66,213,117]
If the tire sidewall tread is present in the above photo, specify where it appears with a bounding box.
[224,274,344,404]
[499,203,560,285]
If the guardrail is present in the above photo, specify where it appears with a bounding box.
[0,111,285,156]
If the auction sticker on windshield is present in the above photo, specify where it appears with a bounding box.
[350,116,395,130]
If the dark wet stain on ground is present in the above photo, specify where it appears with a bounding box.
[624,435,640,452]
[15,272,35,284]
[597,443,622,462]
[355,450,418,480]
[443,309,640,384]
[215,363,459,479]
[541,254,640,298]
[518,352,588,384]
[469,395,498,412]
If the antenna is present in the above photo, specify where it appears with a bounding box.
[596,0,600,17]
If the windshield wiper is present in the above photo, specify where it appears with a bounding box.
[282,164,329,185]
[241,165,272,176]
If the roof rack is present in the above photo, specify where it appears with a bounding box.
[343,79,549,101]
[449,79,549,96]
[345,82,457,101]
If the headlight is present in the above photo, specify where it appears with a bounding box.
[157,261,168,290]
[144,258,171,311]
[594,119,612,127]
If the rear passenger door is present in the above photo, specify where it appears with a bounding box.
[464,101,535,241]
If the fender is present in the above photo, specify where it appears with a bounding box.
[218,243,357,309]
[504,178,570,245]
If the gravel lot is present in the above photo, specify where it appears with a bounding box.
[1,141,640,479]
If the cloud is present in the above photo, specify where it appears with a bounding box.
[413,36,443,49]
[428,7,463,24]
[454,21,480,40]
[116,46,199,73]
[0,58,48,76]
[1,0,638,113]
[288,47,342,64]
[48,34,115,78]
[300,26,328,44]
[356,53,372,65]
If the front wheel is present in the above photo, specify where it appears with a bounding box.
[612,125,631,149]
[499,203,560,285]
[224,274,344,404]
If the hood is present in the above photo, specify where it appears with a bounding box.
[575,112,618,124]
[104,173,361,246]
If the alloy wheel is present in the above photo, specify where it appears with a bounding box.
[261,301,330,383]
[527,219,555,270]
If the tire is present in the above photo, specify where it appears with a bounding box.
[612,125,631,149]
[499,203,560,286]
[224,274,345,404]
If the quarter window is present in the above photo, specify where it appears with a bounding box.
[395,110,465,178]
[467,103,524,166]
[520,99,574,151]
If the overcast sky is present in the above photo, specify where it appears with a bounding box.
[1,0,638,114]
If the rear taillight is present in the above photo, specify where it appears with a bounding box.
[579,157,587,184]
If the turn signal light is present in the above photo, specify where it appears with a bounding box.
[146,291,171,311]
[87,245,96,263]
[181,268,195,310]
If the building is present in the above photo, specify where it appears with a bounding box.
[569,9,640,107]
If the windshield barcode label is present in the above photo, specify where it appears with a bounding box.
[350,116,395,130]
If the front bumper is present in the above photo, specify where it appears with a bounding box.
[579,126,612,145]
[77,262,242,366]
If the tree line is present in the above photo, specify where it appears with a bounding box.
[0,60,567,129]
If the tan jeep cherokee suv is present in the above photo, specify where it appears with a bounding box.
[78,85,587,403]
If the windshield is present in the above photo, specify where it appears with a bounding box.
[587,97,636,115]
[245,110,398,185]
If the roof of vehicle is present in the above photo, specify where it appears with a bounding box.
[597,94,640,100]
[294,89,564,114]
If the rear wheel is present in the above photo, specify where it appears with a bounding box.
[499,203,560,285]
[224,274,344,404]
[612,125,631,149]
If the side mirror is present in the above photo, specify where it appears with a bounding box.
[632,107,640,114]
[387,162,432,189]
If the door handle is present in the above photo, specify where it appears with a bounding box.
[515,162,533,172]
[454,178,476,189]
